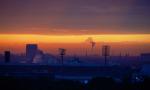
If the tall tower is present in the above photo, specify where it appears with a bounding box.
[4,51,10,63]
[58,48,66,65]
[26,44,38,63]
[102,45,110,65]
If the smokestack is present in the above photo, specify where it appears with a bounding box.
[85,37,96,56]
[4,51,11,63]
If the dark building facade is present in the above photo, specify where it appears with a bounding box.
[141,53,150,61]
[26,44,38,63]
[4,51,10,63]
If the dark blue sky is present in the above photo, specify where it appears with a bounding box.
[0,0,150,34]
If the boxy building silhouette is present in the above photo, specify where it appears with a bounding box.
[141,53,150,61]
[26,44,38,63]
[4,51,10,63]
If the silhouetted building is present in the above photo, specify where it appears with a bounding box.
[141,53,150,61]
[59,48,66,64]
[102,45,110,65]
[33,49,44,63]
[26,44,38,63]
[4,51,10,63]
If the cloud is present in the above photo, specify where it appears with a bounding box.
[0,0,150,34]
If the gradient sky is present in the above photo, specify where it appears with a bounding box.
[0,0,150,55]
[0,0,150,34]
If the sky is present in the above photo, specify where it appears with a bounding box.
[0,0,150,55]
[0,0,150,34]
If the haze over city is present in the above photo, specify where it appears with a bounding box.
[0,0,150,55]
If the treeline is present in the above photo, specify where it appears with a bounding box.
[0,76,149,90]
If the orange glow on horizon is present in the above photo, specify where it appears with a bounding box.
[0,34,150,43]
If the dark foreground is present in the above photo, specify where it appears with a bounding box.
[0,76,149,90]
